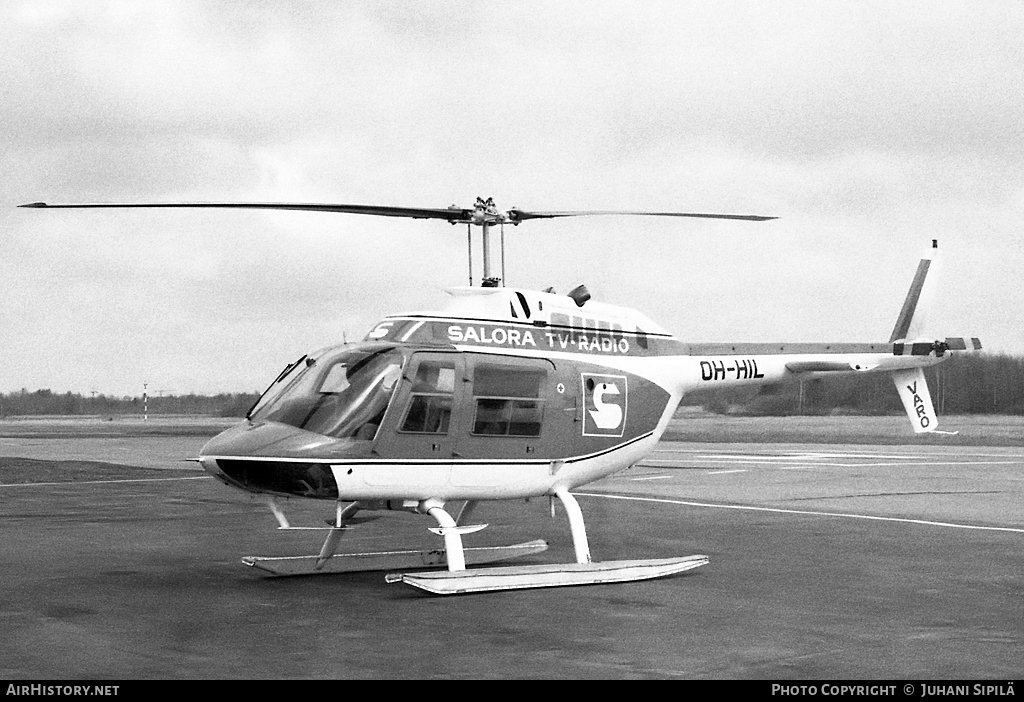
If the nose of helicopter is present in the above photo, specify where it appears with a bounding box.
[198,420,368,474]
[202,420,301,455]
[197,420,358,498]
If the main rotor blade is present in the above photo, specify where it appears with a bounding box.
[19,201,474,222]
[507,209,776,222]
[20,201,777,224]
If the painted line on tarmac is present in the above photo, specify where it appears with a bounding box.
[0,476,213,488]
[631,475,674,481]
[653,447,1024,460]
[641,457,1021,469]
[707,469,748,475]
[577,491,1024,534]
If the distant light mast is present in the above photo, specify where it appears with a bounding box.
[143,382,148,421]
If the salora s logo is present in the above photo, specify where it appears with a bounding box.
[591,384,622,428]
[582,373,628,437]
[367,321,393,339]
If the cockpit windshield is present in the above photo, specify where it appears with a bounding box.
[249,346,404,442]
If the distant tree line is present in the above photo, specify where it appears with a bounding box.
[686,352,1024,416]
[0,389,260,418]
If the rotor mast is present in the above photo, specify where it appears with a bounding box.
[481,220,491,282]
[467,197,505,286]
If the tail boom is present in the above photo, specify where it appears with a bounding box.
[664,241,978,435]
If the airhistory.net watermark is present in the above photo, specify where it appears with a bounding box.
[6,686,118,696]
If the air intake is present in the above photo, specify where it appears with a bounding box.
[568,284,591,307]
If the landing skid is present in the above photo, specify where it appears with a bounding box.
[386,555,709,595]
[383,488,708,594]
[243,539,549,577]
[247,490,709,592]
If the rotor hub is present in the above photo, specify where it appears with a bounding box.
[468,196,506,226]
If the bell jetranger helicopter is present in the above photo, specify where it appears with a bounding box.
[20,196,981,594]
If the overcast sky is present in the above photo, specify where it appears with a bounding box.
[2,1,1022,397]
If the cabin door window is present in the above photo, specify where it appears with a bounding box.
[470,364,545,437]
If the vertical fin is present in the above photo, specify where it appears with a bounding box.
[890,240,940,343]
[891,367,938,433]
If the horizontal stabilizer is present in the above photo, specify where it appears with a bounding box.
[786,361,878,373]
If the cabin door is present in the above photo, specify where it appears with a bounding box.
[373,351,464,461]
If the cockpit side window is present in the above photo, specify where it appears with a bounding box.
[399,360,455,434]
[471,364,545,437]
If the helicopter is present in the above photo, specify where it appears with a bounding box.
[19,196,981,594]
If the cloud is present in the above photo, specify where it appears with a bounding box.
[2,0,1022,395]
